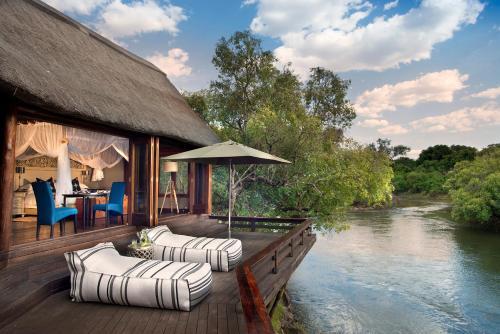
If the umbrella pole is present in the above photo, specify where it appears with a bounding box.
[228,160,232,239]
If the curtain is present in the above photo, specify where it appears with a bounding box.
[70,147,124,181]
[15,123,72,204]
[66,127,129,181]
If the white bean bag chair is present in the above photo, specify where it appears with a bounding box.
[147,226,242,272]
[64,242,212,311]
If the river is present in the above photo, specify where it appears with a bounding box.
[287,197,500,333]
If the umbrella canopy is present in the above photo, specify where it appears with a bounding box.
[165,140,290,165]
[165,140,290,238]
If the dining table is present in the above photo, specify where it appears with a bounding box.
[62,191,110,231]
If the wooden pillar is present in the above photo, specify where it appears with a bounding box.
[206,164,212,214]
[152,137,160,226]
[188,162,196,213]
[0,103,16,256]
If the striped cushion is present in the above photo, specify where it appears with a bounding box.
[64,242,212,311]
[147,226,242,272]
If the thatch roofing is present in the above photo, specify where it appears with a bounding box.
[0,0,218,147]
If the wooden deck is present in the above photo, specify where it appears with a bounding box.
[0,215,315,333]
[0,216,281,334]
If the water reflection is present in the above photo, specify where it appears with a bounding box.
[288,200,500,334]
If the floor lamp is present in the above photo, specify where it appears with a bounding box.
[160,161,179,215]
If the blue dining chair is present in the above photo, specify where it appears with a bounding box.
[92,182,126,226]
[32,181,78,240]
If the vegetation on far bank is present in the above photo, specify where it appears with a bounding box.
[392,143,500,225]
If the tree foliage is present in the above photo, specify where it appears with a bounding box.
[445,146,500,224]
[185,31,394,222]
[393,144,477,194]
[304,67,356,130]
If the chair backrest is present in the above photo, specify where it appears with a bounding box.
[31,181,55,225]
[109,182,126,208]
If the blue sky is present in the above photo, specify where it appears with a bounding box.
[45,0,500,157]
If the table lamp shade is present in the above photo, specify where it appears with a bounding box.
[163,161,178,173]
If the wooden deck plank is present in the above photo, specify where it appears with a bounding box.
[151,309,173,334]
[227,304,239,334]
[195,303,208,334]
[207,304,218,334]
[217,304,228,334]
[185,304,200,334]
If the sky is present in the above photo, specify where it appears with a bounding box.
[44,0,500,158]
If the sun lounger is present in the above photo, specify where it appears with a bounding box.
[146,226,242,272]
[64,242,212,311]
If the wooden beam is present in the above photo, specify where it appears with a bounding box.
[152,137,160,226]
[206,164,212,214]
[0,102,17,260]
[209,215,307,224]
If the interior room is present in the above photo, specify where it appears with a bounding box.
[11,120,130,245]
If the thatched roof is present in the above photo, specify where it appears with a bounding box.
[0,0,218,147]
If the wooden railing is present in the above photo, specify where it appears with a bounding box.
[227,217,315,334]
[209,215,306,231]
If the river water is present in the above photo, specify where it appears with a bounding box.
[287,197,500,333]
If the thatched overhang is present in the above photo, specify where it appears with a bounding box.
[0,0,218,147]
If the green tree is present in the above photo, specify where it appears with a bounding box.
[183,91,210,122]
[209,30,277,144]
[189,31,394,222]
[445,146,500,224]
[393,144,477,194]
[304,67,356,130]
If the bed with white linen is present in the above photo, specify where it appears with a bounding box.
[147,226,242,272]
[64,242,212,311]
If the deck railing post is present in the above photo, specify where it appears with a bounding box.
[289,239,293,257]
[300,231,304,245]
[272,249,278,274]
[251,220,256,232]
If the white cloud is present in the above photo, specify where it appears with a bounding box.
[383,0,398,11]
[357,119,389,127]
[147,48,192,78]
[407,149,422,159]
[250,0,372,38]
[377,124,408,135]
[410,103,500,133]
[43,0,108,15]
[43,0,109,15]
[355,70,468,117]
[97,0,186,40]
[250,0,484,76]
[242,0,258,5]
[470,86,500,99]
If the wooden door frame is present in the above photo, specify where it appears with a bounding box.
[189,163,212,214]
[0,101,17,263]
[129,136,159,227]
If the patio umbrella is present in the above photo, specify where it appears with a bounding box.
[166,140,290,238]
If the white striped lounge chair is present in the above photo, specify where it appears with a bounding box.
[64,242,212,311]
[146,226,242,272]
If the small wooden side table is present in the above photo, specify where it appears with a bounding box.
[127,245,153,260]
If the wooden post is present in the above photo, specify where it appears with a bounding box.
[272,249,278,274]
[188,162,195,213]
[206,164,212,214]
[0,103,16,257]
[152,137,159,226]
